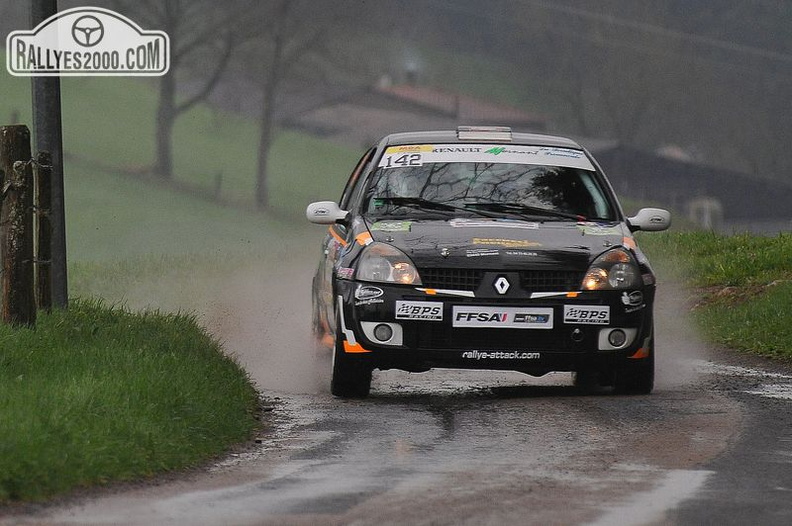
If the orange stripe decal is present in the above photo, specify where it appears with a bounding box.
[344,341,372,354]
[329,227,347,247]
[355,232,373,246]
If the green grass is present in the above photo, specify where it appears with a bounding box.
[640,232,792,359]
[0,299,258,503]
[696,282,792,358]
[0,55,354,504]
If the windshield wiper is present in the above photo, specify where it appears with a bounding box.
[466,202,585,221]
[373,197,500,218]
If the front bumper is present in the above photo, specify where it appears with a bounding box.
[336,279,655,376]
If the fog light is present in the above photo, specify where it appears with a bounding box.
[608,329,627,347]
[373,323,394,342]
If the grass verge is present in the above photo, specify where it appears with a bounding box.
[0,299,259,503]
[0,60,352,505]
[639,231,792,359]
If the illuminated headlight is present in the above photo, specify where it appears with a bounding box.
[356,242,422,285]
[582,248,642,291]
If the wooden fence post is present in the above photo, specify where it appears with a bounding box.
[0,125,36,327]
[35,151,52,312]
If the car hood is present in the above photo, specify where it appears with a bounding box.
[365,217,630,270]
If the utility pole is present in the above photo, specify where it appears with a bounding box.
[30,0,67,308]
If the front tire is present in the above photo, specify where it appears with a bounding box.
[330,312,372,398]
[614,350,655,395]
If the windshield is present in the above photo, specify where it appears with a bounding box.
[364,144,617,221]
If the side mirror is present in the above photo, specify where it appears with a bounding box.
[628,208,671,232]
[306,201,349,224]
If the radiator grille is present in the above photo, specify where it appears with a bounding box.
[420,268,583,292]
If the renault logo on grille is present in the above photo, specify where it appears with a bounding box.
[494,276,510,295]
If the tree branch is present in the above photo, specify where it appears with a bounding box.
[175,32,237,115]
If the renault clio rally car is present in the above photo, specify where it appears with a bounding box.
[307,126,670,397]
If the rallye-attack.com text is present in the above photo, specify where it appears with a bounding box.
[461,350,541,360]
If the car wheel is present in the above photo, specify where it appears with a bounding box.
[573,369,614,392]
[572,370,599,391]
[614,348,655,395]
[330,312,372,398]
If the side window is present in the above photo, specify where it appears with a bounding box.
[339,148,375,209]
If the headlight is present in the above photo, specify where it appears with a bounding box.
[582,248,642,290]
[356,242,422,285]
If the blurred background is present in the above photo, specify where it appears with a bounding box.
[0,0,790,306]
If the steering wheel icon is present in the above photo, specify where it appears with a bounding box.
[72,15,104,47]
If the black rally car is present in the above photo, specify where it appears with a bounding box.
[307,126,670,397]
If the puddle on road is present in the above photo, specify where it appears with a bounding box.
[694,360,792,400]
[585,466,713,526]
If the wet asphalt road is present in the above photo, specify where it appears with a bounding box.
[671,359,792,525]
[2,271,792,525]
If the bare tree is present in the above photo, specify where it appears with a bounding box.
[243,1,340,210]
[113,0,253,179]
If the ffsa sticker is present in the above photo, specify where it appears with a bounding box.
[452,306,553,329]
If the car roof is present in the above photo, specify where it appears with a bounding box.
[379,128,583,150]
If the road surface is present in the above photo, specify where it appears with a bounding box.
[2,262,791,525]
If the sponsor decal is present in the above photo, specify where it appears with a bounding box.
[355,298,384,307]
[355,286,384,301]
[462,350,541,360]
[485,147,506,155]
[452,306,553,329]
[622,291,646,313]
[542,147,585,160]
[472,238,541,248]
[379,144,595,170]
[336,267,355,280]
[484,146,540,156]
[505,250,539,257]
[466,248,500,258]
[384,145,433,154]
[433,147,483,153]
[576,223,622,236]
[621,291,643,306]
[7,6,169,76]
[355,285,385,306]
[484,146,586,161]
[563,305,610,325]
[395,301,443,321]
[370,221,412,232]
[449,218,539,230]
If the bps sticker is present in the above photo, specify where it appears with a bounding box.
[395,301,443,321]
[563,305,610,325]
